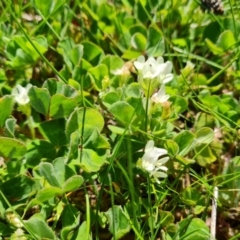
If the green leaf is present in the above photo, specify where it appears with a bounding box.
[0,96,14,127]
[67,131,81,160]
[0,222,7,234]
[193,205,205,215]
[101,55,124,74]
[109,101,135,126]
[66,107,104,142]
[25,140,56,167]
[84,129,110,149]
[2,175,39,201]
[52,157,75,184]
[62,175,84,193]
[171,96,188,114]
[39,118,67,146]
[0,137,26,158]
[59,85,78,98]
[176,155,195,165]
[57,38,75,71]
[146,25,165,56]
[61,205,80,240]
[108,125,131,135]
[82,41,104,64]
[79,148,106,172]
[195,127,214,145]
[39,158,78,189]
[50,94,78,118]
[0,69,7,81]
[28,86,50,115]
[101,91,120,108]
[194,113,215,129]
[129,25,147,40]
[68,79,81,91]
[195,145,216,166]
[61,204,80,228]
[5,118,16,138]
[70,45,84,66]
[7,49,32,67]
[174,131,195,156]
[126,82,141,98]
[181,187,203,206]
[219,157,240,207]
[181,218,209,240]
[216,30,236,50]
[159,211,174,228]
[177,215,194,236]
[205,38,223,55]
[36,187,63,203]
[72,221,91,240]
[39,162,62,188]
[33,0,53,17]
[42,78,58,96]
[131,33,146,51]
[88,64,108,90]
[105,206,131,240]
[122,47,142,60]
[14,35,48,61]
[24,214,57,240]
[164,140,179,157]
[203,22,221,43]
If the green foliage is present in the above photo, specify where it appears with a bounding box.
[0,0,239,239]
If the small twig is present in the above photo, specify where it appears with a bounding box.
[210,186,218,240]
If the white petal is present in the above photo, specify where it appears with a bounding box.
[145,57,157,67]
[153,171,168,178]
[12,84,32,105]
[164,61,173,74]
[26,83,32,91]
[111,68,123,75]
[142,160,155,172]
[145,140,154,151]
[161,74,173,84]
[156,157,169,166]
[134,56,145,70]
[155,165,168,172]
[151,85,170,103]
[156,56,164,64]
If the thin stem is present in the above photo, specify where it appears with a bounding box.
[210,186,218,240]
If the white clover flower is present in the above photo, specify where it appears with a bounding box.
[111,64,131,76]
[151,85,170,104]
[14,217,23,228]
[157,61,173,84]
[151,166,168,184]
[133,55,173,83]
[133,55,146,71]
[134,56,161,79]
[141,140,169,183]
[12,228,26,240]
[141,57,162,79]
[12,84,32,105]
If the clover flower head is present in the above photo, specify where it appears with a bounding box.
[111,63,131,76]
[12,84,32,105]
[157,60,173,84]
[7,213,23,228]
[12,217,23,228]
[141,140,169,183]
[133,55,174,83]
[12,228,26,240]
[134,56,160,79]
[133,55,146,71]
[151,85,170,104]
